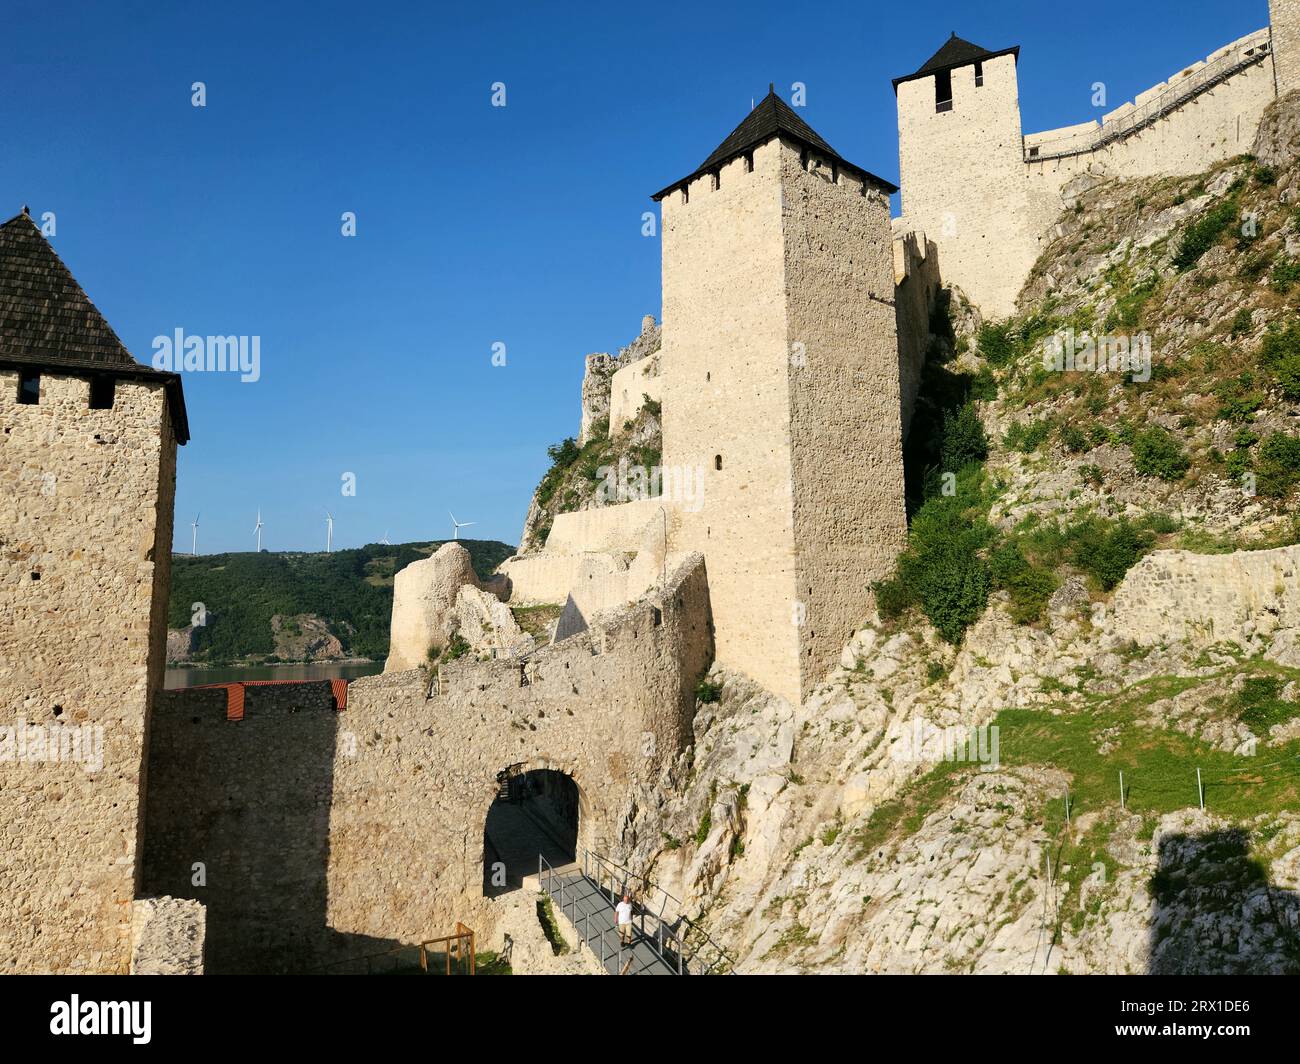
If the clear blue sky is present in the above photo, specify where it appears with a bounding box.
[1,0,1273,553]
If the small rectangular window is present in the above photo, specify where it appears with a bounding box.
[974,61,984,87]
[711,170,720,191]
[18,371,40,405]
[89,376,115,410]
[935,70,953,112]
[1029,145,1040,158]
[682,185,689,205]
[743,152,754,173]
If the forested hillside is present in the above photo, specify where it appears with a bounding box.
[167,540,514,663]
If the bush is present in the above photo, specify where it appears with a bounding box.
[1131,427,1190,480]
[977,321,1018,366]
[1272,258,1300,294]
[1059,424,1089,454]
[1172,197,1238,272]
[696,678,723,704]
[988,541,1058,625]
[1067,518,1153,591]
[1259,322,1300,400]
[1230,308,1254,338]
[1256,432,1300,498]
[940,403,988,471]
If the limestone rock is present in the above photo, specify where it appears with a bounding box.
[384,542,482,672]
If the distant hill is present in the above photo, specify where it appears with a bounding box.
[167,539,515,664]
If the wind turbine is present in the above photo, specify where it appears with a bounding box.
[191,513,200,556]
[449,511,475,540]
[253,509,263,552]
[380,530,390,546]
[324,510,334,553]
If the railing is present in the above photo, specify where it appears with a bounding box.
[539,848,736,975]
[1025,37,1271,162]
[312,924,475,975]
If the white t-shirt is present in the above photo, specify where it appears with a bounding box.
[615,901,633,926]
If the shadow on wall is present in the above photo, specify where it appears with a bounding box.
[140,684,410,973]
[483,767,580,897]
[1147,828,1300,974]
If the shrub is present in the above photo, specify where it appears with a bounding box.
[1230,308,1254,338]
[1059,424,1089,454]
[977,321,1018,366]
[1272,258,1300,295]
[1067,518,1153,591]
[696,678,723,704]
[940,403,988,471]
[1215,373,1264,422]
[1259,322,1300,400]
[1172,197,1238,271]
[988,541,1058,625]
[1005,418,1054,454]
[1131,427,1190,480]
[1256,432,1300,498]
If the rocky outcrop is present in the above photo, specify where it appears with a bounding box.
[270,613,346,661]
[129,896,205,975]
[384,542,484,672]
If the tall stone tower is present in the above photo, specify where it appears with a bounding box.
[1273,0,1300,93]
[653,91,907,705]
[894,34,1037,317]
[0,210,188,972]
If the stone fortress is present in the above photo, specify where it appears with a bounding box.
[1,0,1297,973]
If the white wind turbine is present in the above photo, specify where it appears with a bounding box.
[191,513,200,556]
[324,510,334,553]
[253,509,264,552]
[380,530,390,546]
[449,511,475,540]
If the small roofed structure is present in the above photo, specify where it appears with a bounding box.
[892,32,1020,91]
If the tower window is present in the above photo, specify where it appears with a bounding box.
[682,185,689,205]
[711,170,720,191]
[743,152,754,173]
[18,370,40,405]
[89,376,115,410]
[1029,146,1040,158]
[974,61,984,87]
[714,454,722,471]
[935,70,953,112]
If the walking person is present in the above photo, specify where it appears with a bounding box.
[615,893,635,948]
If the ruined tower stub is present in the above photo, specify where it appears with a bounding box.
[894,34,1038,318]
[654,91,908,705]
[0,211,188,972]
[1273,0,1300,93]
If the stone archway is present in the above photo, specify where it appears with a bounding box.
[482,765,583,896]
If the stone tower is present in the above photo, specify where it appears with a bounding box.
[654,91,908,705]
[894,34,1037,317]
[1273,0,1300,93]
[0,210,188,972]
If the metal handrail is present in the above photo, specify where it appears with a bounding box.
[539,849,735,974]
[1025,38,1271,162]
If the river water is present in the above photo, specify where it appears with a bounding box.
[164,661,383,689]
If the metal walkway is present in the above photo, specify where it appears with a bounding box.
[543,868,679,975]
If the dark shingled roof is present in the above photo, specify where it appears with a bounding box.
[652,88,897,201]
[0,209,189,443]
[893,33,1019,90]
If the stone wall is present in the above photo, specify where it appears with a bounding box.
[1111,545,1300,661]
[540,496,667,554]
[609,353,661,435]
[140,682,343,973]
[1274,0,1300,92]
[892,227,941,439]
[0,370,176,974]
[129,896,205,974]
[324,554,713,947]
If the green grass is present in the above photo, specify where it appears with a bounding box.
[536,897,570,956]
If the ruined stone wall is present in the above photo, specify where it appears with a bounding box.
[1272,0,1300,93]
[781,144,909,701]
[660,139,803,703]
[325,555,712,947]
[897,52,1038,318]
[892,228,941,439]
[140,683,341,973]
[0,370,174,973]
[1111,545,1300,660]
[609,354,661,435]
[542,496,667,554]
